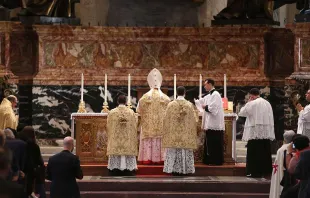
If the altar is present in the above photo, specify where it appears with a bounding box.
[71,112,237,164]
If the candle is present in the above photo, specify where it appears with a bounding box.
[224,74,227,99]
[81,73,84,101]
[174,74,176,100]
[104,74,107,103]
[199,74,202,99]
[128,74,131,104]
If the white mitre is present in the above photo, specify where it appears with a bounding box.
[147,68,162,89]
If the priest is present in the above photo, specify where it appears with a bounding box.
[0,95,18,130]
[239,88,275,178]
[162,86,198,175]
[137,68,170,165]
[106,95,138,176]
[195,79,225,165]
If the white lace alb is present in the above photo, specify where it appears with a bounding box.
[107,155,137,171]
[163,148,195,174]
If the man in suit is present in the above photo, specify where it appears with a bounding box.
[0,145,24,198]
[4,128,26,182]
[47,137,83,198]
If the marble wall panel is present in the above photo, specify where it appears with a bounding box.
[26,85,283,139]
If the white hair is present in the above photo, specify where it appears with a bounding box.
[4,129,14,139]
[283,130,295,143]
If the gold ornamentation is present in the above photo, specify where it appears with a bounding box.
[106,106,138,156]
[162,100,198,149]
[138,90,170,139]
[78,100,87,113]
[101,102,109,113]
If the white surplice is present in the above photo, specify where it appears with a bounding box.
[195,89,225,131]
[297,105,310,138]
[239,97,275,141]
[269,143,289,198]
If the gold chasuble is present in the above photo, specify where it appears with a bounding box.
[107,105,138,156]
[138,89,170,139]
[163,100,198,149]
[0,98,18,130]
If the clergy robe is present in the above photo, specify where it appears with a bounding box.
[269,143,289,198]
[0,98,18,130]
[162,96,198,175]
[137,89,170,164]
[196,89,225,165]
[239,97,275,177]
[106,105,138,173]
[297,105,310,138]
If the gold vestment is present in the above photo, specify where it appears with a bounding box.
[163,100,198,149]
[137,89,170,139]
[106,105,138,156]
[0,98,18,130]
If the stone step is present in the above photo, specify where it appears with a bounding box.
[46,191,269,198]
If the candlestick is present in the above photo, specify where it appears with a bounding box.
[104,74,107,103]
[199,74,202,99]
[81,73,84,102]
[224,74,227,99]
[174,74,176,100]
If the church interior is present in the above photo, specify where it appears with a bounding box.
[0,0,309,197]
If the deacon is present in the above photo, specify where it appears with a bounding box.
[163,86,198,175]
[196,79,225,165]
[296,90,310,138]
[106,95,138,176]
[239,88,275,178]
[0,95,18,130]
[137,68,170,165]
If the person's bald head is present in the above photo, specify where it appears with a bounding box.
[63,137,74,152]
[6,95,17,108]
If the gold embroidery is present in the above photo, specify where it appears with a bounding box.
[107,106,138,156]
[163,100,198,149]
[138,90,170,139]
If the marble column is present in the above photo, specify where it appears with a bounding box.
[198,0,227,27]
[77,0,109,26]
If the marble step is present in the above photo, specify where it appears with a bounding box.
[46,191,269,198]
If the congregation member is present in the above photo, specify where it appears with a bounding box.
[47,137,83,198]
[4,128,26,183]
[239,88,275,178]
[0,147,24,198]
[163,86,198,175]
[137,68,170,165]
[106,95,138,176]
[283,135,310,198]
[296,90,310,138]
[196,79,225,165]
[20,126,45,198]
[0,95,18,130]
[269,130,295,198]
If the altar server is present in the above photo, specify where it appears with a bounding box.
[195,79,225,165]
[137,68,170,165]
[163,86,198,175]
[0,95,18,130]
[106,95,138,176]
[239,88,275,178]
[297,90,310,139]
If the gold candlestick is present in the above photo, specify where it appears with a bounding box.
[101,102,109,113]
[78,100,87,113]
[127,102,132,109]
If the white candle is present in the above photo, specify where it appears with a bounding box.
[104,74,107,103]
[224,74,227,98]
[128,74,131,103]
[174,74,176,100]
[81,73,84,101]
[199,74,202,99]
